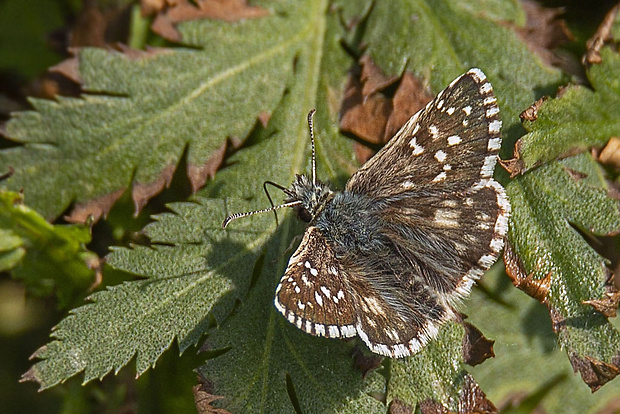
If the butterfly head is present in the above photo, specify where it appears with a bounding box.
[286,174,334,223]
[222,109,330,229]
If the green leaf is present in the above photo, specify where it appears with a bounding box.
[469,266,620,413]
[348,0,562,139]
[517,47,620,169]
[0,190,96,308]
[506,152,620,391]
[22,197,267,389]
[0,0,302,220]
[24,0,576,409]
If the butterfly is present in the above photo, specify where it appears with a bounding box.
[223,68,510,358]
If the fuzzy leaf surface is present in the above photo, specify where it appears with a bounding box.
[23,0,580,409]
[0,0,300,220]
[507,152,620,390]
[517,47,620,169]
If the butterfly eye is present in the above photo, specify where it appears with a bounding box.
[295,205,313,223]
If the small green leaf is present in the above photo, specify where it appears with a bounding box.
[518,47,620,169]
[507,152,620,391]
[0,190,96,308]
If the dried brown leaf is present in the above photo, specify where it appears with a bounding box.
[462,322,495,367]
[193,375,231,414]
[416,375,496,414]
[584,4,620,65]
[457,374,498,414]
[512,0,576,72]
[597,137,620,169]
[520,96,548,122]
[340,57,432,165]
[384,72,432,141]
[568,353,620,392]
[582,272,620,318]
[359,54,400,98]
[151,0,270,42]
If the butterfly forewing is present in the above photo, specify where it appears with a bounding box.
[275,226,357,338]
[346,69,501,197]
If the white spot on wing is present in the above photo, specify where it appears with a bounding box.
[432,172,447,182]
[484,96,497,105]
[320,286,331,298]
[486,106,499,117]
[446,107,455,115]
[310,268,318,276]
[481,155,497,177]
[315,291,323,306]
[429,125,439,138]
[447,135,461,146]
[434,209,460,227]
[487,137,501,151]
[489,120,502,134]
[409,137,424,155]
[434,150,447,163]
[468,68,487,82]
[480,83,492,94]
[463,105,472,115]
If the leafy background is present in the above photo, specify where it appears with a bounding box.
[1,0,620,413]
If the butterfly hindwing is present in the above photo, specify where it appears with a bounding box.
[275,226,357,338]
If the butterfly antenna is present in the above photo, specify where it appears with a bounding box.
[222,200,302,229]
[307,109,317,186]
[263,180,291,226]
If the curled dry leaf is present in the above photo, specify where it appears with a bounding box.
[520,96,548,122]
[568,353,620,392]
[597,137,620,169]
[193,375,231,414]
[359,54,400,98]
[151,0,270,42]
[584,4,620,65]
[416,375,497,414]
[582,272,620,318]
[340,56,432,165]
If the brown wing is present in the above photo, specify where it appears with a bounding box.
[274,226,357,338]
